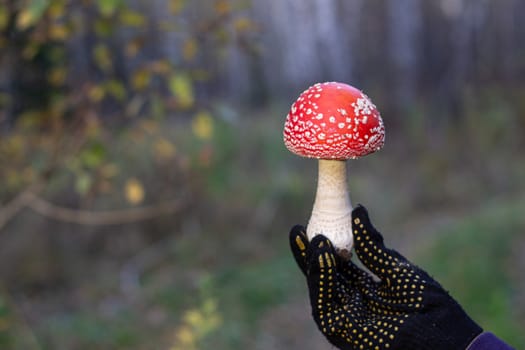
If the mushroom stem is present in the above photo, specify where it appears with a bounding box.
[307,159,353,259]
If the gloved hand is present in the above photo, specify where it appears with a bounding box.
[289,204,483,350]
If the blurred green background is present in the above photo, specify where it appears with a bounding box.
[1,0,524,349]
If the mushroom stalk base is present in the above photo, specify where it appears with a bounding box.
[307,159,353,259]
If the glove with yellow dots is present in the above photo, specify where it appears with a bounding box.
[289,204,482,350]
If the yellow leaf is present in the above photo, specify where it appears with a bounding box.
[89,85,105,102]
[192,111,214,141]
[48,2,66,19]
[119,9,145,27]
[49,23,69,40]
[125,178,145,205]
[151,60,172,74]
[182,39,198,61]
[101,163,119,178]
[234,17,254,33]
[93,44,112,71]
[169,75,194,109]
[174,325,195,346]
[16,11,33,30]
[48,67,67,86]
[168,0,186,14]
[96,0,122,17]
[16,0,49,30]
[125,39,142,57]
[139,119,159,134]
[154,138,176,160]
[131,69,151,90]
[169,295,222,350]
[106,79,126,101]
[215,0,230,15]
[0,7,9,30]
[184,310,203,327]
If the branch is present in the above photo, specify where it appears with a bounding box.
[25,192,186,225]
[0,186,41,231]
[0,188,186,230]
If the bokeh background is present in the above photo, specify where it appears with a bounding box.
[1,0,525,349]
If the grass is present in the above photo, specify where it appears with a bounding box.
[201,253,304,348]
[419,198,525,348]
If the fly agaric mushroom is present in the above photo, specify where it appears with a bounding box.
[283,82,385,259]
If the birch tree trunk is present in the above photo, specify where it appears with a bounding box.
[387,0,422,109]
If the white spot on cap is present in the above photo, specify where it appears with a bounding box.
[351,95,376,117]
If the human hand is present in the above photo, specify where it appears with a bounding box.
[289,204,482,350]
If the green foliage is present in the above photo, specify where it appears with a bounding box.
[0,0,255,201]
[39,311,139,349]
[0,4,256,345]
[96,0,123,17]
[169,276,222,350]
[420,200,525,348]
[163,253,303,349]
[16,0,50,30]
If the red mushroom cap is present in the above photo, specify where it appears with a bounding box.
[283,82,385,160]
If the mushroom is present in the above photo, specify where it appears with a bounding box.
[283,82,385,259]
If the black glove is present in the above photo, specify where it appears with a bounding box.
[289,204,483,350]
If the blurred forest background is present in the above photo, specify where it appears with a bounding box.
[1,0,525,349]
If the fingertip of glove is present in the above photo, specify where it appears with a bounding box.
[352,204,369,221]
[289,225,308,253]
[309,234,332,250]
[289,225,309,275]
[308,235,337,263]
[351,206,386,256]
[290,224,306,236]
[305,237,338,276]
